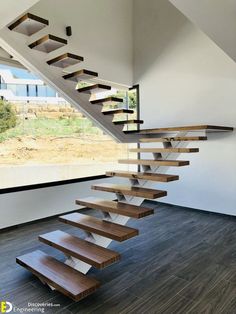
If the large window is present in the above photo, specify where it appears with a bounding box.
[0,66,137,189]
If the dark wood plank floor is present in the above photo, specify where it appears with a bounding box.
[0,201,236,313]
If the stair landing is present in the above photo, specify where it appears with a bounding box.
[139,125,234,134]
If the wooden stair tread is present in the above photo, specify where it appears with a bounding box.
[118,159,189,167]
[129,147,199,153]
[8,13,49,36]
[113,119,143,125]
[140,136,207,142]
[59,213,138,242]
[91,183,167,199]
[77,84,111,94]
[123,130,139,134]
[91,96,123,105]
[16,250,100,301]
[102,109,134,115]
[139,125,234,134]
[29,34,67,53]
[39,230,120,269]
[47,53,84,68]
[63,69,98,82]
[106,170,179,182]
[76,197,154,218]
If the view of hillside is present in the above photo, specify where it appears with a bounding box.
[0,65,137,188]
[0,101,131,165]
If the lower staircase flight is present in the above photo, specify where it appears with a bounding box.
[16,124,233,301]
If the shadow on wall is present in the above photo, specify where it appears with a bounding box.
[133,0,236,127]
[134,0,188,81]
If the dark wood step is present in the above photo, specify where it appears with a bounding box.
[102,109,134,115]
[91,183,167,199]
[76,197,154,218]
[106,170,179,182]
[113,119,143,125]
[63,69,98,82]
[47,53,84,68]
[8,13,49,36]
[123,130,139,134]
[129,147,199,153]
[139,125,234,134]
[119,159,189,167]
[39,230,120,269]
[59,213,138,242]
[91,96,123,105]
[29,34,67,53]
[16,250,100,301]
[77,84,111,94]
[140,136,207,143]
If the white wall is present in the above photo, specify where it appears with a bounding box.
[30,0,133,86]
[0,163,128,189]
[169,0,236,64]
[134,0,236,216]
[0,0,40,30]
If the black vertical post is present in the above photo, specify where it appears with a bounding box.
[136,85,141,172]
[26,84,29,104]
[129,84,141,171]
[26,84,29,96]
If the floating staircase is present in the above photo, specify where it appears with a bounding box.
[6,12,141,140]
[11,12,234,303]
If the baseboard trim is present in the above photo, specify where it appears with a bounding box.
[0,175,106,195]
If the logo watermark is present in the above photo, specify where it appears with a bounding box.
[0,301,13,313]
[0,301,61,313]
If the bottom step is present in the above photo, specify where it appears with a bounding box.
[16,250,100,301]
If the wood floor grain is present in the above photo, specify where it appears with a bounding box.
[0,201,236,313]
